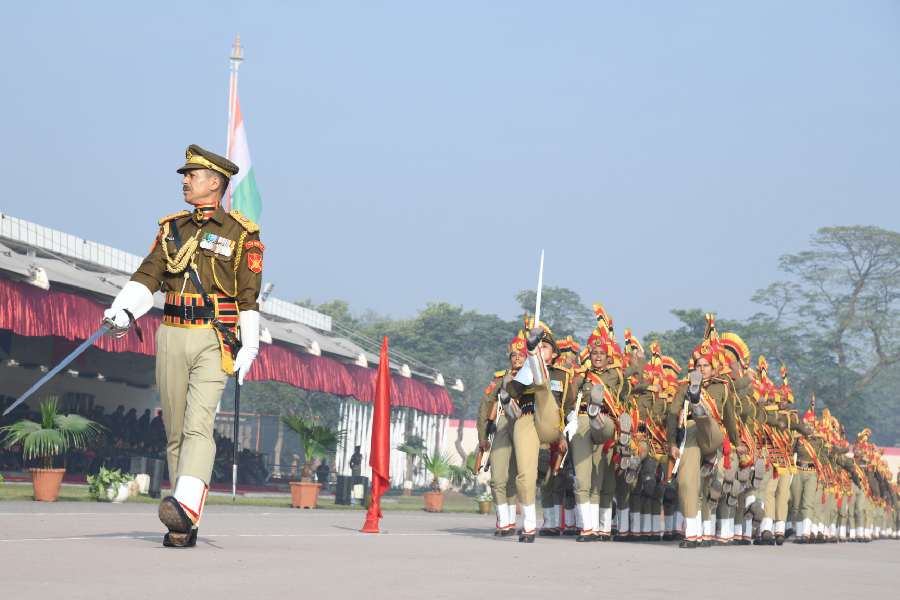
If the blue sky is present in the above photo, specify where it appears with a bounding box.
[2,1,899,336]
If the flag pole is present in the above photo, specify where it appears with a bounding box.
[226,34,243,212]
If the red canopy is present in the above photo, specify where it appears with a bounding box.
[0,278,453,415]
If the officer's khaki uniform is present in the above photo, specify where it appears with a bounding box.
[132,204,263,486]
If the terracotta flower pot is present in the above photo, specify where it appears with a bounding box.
[290,481,322,509]
[477,500,493,514]
[31,468,65,502]
[423,491,444,513]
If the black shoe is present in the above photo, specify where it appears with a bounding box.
[163,528,197,548]
[518,532,536,543]
[754,531,775,546]
[563,528,579,537]
[596,534,611,542]
[613,534,630,542]
[158,496,193,534]
[699,539,711,547]
[499,527,516,537]
[775,534,785,546]
[576,533,596,543]
[794,537,808,544]
[662,533,676,542]
[785,528,795,538]
[815,533,825,544]
[679,539,700,549]
[538,528,554,537]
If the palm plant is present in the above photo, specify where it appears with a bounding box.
[396,435,425,485]
[0,399,103,469]
[422,450,452,492]
[281,415,346,482]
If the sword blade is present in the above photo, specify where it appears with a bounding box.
[3,322,112,417]
[534,249,544,326]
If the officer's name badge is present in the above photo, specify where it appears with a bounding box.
[550,380,563,392]
[200,233,234,257]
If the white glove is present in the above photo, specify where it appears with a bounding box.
[566,410,577,424]
[233,310,260,385]
[563,418,578,442]
[103,281,154,328]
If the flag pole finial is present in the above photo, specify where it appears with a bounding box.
[230,34,244,65]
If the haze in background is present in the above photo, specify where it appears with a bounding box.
[2,1,899,336]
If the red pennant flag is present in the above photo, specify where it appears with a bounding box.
[361,336,391,533]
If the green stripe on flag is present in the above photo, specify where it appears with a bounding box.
[232,168,262,223]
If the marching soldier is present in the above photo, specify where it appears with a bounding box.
[503,322,574,542]
[103,145,262,547]
[666,315,733,548]
[477,332,526,535]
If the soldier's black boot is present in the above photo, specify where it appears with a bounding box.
[679,539,700,549]
[815,532,826,544]
[785,527,795,539]
[158,496,193,534]
[754,531,775,546]
[163,527,197,548]
[519,530,536,543]
[576,531,596,543]
[775,534,785,546]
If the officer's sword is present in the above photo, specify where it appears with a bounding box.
[2,321,113,417]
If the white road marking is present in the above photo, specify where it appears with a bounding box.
[0,531,467,543]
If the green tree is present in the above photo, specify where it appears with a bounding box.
[515,286,594,338]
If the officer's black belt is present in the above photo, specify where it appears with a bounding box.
[164,303,216,322]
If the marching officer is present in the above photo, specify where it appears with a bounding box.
[103,145,263,547]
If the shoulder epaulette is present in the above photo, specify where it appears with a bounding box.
[494,370,507,378]
[158,210,190,225]
[229,210,260,233]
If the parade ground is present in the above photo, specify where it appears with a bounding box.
[1,502,896,599]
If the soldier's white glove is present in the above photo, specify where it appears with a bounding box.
[233,310,260,385]
[103,281,154,329]
[563,417,578,442]
[566,410,577,424]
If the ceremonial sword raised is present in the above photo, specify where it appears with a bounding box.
[2,313,141,417]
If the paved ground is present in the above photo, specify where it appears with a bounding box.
[1,502,897,599]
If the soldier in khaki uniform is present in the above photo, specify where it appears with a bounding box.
[789,404,823,544]
[104,145,262,547]
[476,332,526,535]
[503,323,575,542]
[569,307,624,541]
[564,326,619,541]
[666,316,732,548]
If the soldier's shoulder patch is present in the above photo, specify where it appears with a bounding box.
[158,210,190,225]
[493,370,507,378]
[229,210,260,233]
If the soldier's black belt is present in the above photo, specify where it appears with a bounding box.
[164,303,216,321]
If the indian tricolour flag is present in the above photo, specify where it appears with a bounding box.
[226,92,262,222]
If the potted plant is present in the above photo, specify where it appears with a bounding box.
[396,435,425,496]
[0,399,103,502]
[282,415,345,509]
[87,467,134,503]
[422,451,452,512]
[475,490,493,514]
